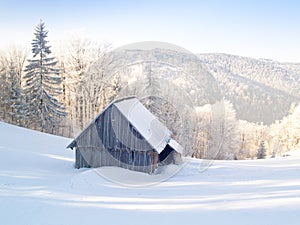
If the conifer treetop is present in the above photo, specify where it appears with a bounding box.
[31,19,51,57]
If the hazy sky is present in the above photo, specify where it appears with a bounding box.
[1,0,300,62]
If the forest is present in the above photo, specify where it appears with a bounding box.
[0,21,299,160]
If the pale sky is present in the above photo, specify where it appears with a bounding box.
[1,0,300,62]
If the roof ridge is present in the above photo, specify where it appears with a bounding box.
[113,96,137,104]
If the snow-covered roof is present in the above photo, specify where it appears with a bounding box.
[168,139,183,154]
[114,97,170,153]
[114,97,180,154]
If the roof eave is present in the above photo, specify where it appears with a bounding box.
[67,140,76,150]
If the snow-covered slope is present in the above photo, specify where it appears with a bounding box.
[197,53,300,124]
[0,122,300,225]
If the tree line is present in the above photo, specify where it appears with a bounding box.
[0,20,299,160]
[0,20,116,136]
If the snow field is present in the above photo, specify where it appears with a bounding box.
[0,122,300,225]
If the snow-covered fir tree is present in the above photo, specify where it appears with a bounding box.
[0,65,9,121]
[23,20,66,132]
[7,60,27,126]
[142,62,161,112]
[257,140,267,159]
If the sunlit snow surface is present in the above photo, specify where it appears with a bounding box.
[0,122,300,225]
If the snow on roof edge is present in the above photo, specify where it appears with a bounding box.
[168,139,183,154]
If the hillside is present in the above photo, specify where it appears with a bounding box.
[103,48,300,125]
[198,53,300,124]
[0,121,300,225]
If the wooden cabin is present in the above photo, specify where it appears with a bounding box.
[67,97,182,174]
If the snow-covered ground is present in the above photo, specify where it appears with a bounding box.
[0,121,300,225]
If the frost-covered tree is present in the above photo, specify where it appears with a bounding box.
[6,45,28,81]
[143,62,161,103]
[57,38,112,132]
[108,72,121,102]
[77,45,114,130]
[237,120,259,159]
[7,60,27,126]
[212,100,240,160]
[269,103,300,155]
[0,46,28,124]
[193,104,212,158]
[192,100,240,160]
[0,64,9,121]
[289,104,300,149]
[23,20,66,132]
[257,140,267,159]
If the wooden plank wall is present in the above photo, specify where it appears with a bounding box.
[74,104,158,173]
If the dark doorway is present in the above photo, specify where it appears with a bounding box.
[159,144,174,162]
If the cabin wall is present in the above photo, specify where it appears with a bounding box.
[75,147,158,173]
[173,151,182,165]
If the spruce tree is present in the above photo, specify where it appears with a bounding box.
[8,61,27,126]
[23,20,66,132]
[0,66,9,121]
[143,62,160,112]
[257,140,267,159]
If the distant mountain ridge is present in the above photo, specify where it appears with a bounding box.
[197,53,300,124]
[105,49,300,125]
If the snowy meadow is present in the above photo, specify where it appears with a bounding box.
[1,122,300,225]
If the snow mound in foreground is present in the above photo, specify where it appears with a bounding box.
[70,163,187,188]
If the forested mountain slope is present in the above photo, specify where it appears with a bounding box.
[198,53,300,124]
